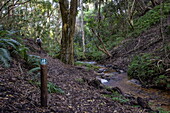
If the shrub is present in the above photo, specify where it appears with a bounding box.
[128,54,170,89]
[0,38,21,67]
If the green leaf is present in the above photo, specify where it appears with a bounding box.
[28,67,40,74]
[0,48,11,67]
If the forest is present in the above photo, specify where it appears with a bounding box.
[0,0,170,112]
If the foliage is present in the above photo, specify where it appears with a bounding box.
[29,80,64,94]
[0,29,41,70]
[0,30,21,67]
[103,91,129,103]
[28,67,40,74]
[26,55,40,67]
[128,54,170,89]
[75,61,99,70]
[0,0,61,60]
[47,82,64,94]
[29,80,41,86]
[27,55,41,79]
[157,108,170,113]
[129,3,170,37]
[75,78,85,84]
[0,48,11,67]
[85,51,103,61]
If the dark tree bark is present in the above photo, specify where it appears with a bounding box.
[59,0,77,65]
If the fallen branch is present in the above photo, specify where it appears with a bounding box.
[18,63,23,74]
[125,38,162,54]
[91,29,112,57]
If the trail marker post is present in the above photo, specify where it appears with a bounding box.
[40,58,48,107]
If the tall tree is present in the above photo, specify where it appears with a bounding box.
[59,0,78,65]
[80,0,85,54]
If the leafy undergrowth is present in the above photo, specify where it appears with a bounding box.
[103,92,129,104]
[129,3,170,38]
[128,53,170,90]
[75,61,100,70]
[29,80,65,94]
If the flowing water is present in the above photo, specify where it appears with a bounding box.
[79,61,170,111]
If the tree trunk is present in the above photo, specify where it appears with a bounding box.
[80,0,85,54]
[59,0,77,65]
[127,0,136,30]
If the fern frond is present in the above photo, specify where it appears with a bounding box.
[8,39,21,46]
[0,48,11,61]
[0,30,9,36]
[0,56,10,67]
[4,41,17,49]
[0,48,11,67]
[28,67,40,74]
[0,38,21,47]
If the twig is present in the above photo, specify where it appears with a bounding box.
[125,38,162,55]
[134,38,141,50]
[18,63,23,74]
[0,0,12,12]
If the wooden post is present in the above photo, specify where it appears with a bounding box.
[40,59,48,107]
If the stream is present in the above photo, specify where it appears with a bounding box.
[79,61,170,111]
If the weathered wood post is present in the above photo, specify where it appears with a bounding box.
[40,58,48,107]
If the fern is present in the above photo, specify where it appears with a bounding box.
[0,48,11,67]
[27,55,40,66]
[0,38,23,67]
[16,45,29,60]
[0,30,9,37]
[0,38,21,48]
[28,67,40,74]
[47,82,65,94]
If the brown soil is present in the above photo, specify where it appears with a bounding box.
[0,39,148,113]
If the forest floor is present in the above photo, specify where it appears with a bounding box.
[1,17,170,112]
[0,39,152,113]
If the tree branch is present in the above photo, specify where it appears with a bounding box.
[0,0,12,12]
[1,0,31,18]
[91,29,112,57]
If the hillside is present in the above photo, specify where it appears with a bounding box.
[0,39,149,113]
[103,16,170,70]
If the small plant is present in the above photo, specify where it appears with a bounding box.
[154,75,168,88]
[26,55,40,66]
[75,78,85,84]
[29,80,64,94]
[103,91,129,103]
[47,82,64,94]
[29,80,41,86]
[0,48,11,67]
[111,96,129,103]
[28,67,40,74]
[27,55,41,78]
[157,107,170,113]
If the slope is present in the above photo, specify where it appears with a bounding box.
[0,39,148,113]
